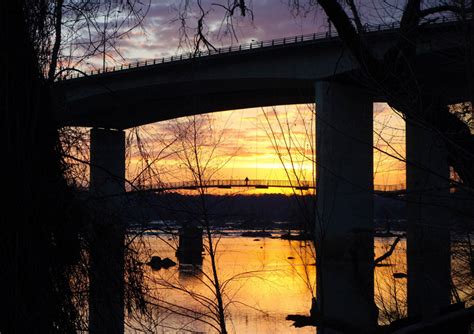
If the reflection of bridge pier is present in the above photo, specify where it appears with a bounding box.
[89,128,125,334]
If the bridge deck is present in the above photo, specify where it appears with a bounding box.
[135,179,406,194]
[55,15,466,129]
[59,15,459,81]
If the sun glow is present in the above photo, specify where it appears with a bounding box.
[123,103,405,195]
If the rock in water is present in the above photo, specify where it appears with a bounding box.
[148,256,176,270]
[148,256,162,269]
[393,272,408,279]
[161,257,177,269]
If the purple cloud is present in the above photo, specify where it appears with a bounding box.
[116,1,327,61]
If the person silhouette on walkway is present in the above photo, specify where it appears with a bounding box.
[245,177,249,186]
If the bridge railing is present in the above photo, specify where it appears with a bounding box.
[136,179,406,192]
[374,184,405,192]
[58,15,460,81]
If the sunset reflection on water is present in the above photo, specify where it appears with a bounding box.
[127,234,412,333]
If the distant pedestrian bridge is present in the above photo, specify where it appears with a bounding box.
[135,179,406,194]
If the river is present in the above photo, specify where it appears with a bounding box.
[125,230,412,333]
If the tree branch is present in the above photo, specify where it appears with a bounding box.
[316,0,379,74]
[420,5,472,18]
[48,0,64,82]
[374,237,401,268]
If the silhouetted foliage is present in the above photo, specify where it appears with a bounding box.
[0,1,84,331]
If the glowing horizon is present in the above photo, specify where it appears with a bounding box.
[124,102,405,195]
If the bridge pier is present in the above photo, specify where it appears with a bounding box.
[89,128,125,334]
[176,225,203,266]
[406,119,450,318]
[315,82,376,333]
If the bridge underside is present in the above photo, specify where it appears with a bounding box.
[56,67,468,130]
[54,22,470,130]
[57,78,314,129]
[56,65,468,130]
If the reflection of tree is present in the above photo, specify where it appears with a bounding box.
[374,238,408,324]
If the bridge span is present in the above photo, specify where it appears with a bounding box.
[54,16,466,129]
[135,179,406,194]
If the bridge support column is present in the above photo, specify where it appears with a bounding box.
[89,128,125,334]
[177,225,203,266]
[406,119,450,318]
[315,81,376,333]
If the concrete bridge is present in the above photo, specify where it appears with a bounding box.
[54,16,466,129]
[54,16,470,334]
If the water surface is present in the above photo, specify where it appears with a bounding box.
[128,233,408,333]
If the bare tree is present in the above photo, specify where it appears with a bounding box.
[287,0,473,188]
[260,104,317,305]
[0,2,155,331]
[162,115,231,333]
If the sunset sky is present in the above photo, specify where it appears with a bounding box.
[72,1,407,194]
[125,103,406,194]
